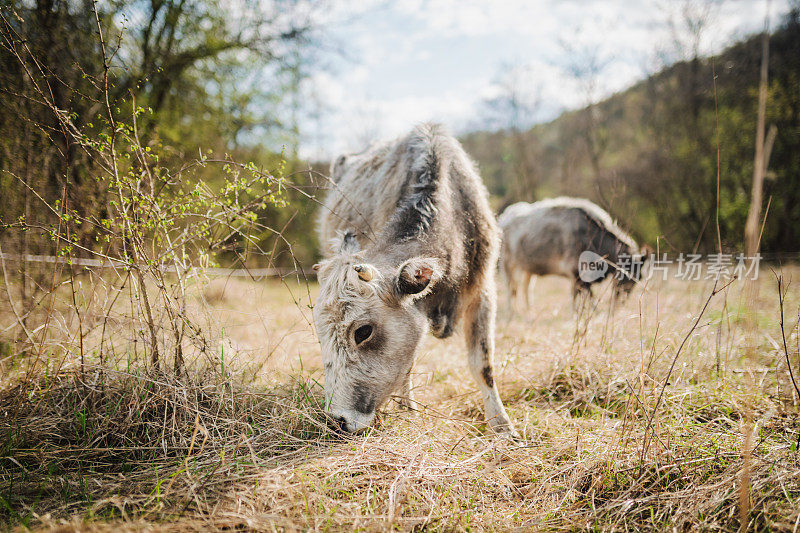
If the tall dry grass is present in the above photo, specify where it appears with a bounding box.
[1,266,798,531]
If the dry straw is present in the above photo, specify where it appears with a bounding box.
[1,272,799,530]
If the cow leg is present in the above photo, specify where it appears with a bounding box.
[464,281,515,435]
[503,259,517,313]
[572,280,592,313]
[522,272,533,309]
[429,292,458,339]
[500,244,513,313]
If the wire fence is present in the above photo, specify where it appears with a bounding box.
[0,253,314,280]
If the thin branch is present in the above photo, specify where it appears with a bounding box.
[639,278,734,475]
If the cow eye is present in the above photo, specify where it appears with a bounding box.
[353,324,373,345]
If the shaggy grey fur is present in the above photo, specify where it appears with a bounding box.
[499,197,645,307]
[314,123,513,434]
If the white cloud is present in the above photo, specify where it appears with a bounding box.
[297,0,792,160]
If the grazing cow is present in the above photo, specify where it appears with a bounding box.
[498,197,646,308]
[314,123,514,435]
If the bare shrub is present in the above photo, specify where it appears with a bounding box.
[0,4,311,378]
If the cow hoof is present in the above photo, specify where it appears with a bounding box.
[487,418,521,442]
[398,398,416,412]
[507,429,523,443]
[496,427,522,443]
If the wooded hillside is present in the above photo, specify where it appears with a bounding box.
[462,9,800,257]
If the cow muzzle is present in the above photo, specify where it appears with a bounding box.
[326,408,375,433]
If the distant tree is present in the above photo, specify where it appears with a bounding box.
[635,0,725,250]
[745,3,777,260]
[461,6,800,256]
[560,31,612,183]
[0,0,326,267]
[476,63,541,203]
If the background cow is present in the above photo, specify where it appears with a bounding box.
[314,123,514,435]
[499,197,646,309]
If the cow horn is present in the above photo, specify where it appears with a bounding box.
[354,264,373,281]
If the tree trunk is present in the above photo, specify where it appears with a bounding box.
[744,27,771,259]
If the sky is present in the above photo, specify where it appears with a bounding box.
[298,0,792,160]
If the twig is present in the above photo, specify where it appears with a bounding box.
[638,278,733,476]
[776,273,800,414]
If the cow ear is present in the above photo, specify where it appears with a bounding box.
[312,259,330,278]
[395,257,440,298]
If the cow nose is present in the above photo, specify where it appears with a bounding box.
[326,409,374,433]
[327,414,350,432]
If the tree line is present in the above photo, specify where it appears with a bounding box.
[462,8,800,257]
[3,1,799,277]
[0,0,325,277]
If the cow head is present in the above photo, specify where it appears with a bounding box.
[614,247,650,296]
[312,232,441,432]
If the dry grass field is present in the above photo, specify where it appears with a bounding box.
[1,266,799,531]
